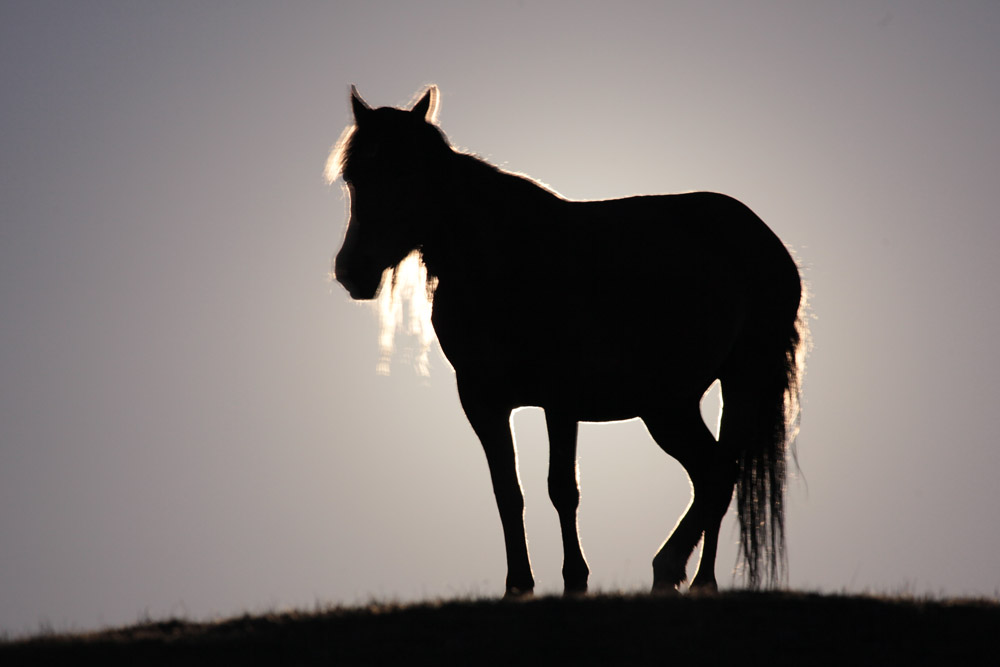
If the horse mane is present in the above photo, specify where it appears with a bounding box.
[453,151,563,203]
[326,119,558,200]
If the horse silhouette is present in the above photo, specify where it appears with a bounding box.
[330,85,807,595]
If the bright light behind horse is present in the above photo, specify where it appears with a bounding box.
[375,251,436,375]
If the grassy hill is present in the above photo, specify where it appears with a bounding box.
[3,591,998,665]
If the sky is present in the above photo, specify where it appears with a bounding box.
[2,0,999,636]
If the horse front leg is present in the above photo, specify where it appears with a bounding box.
[545,410,589,594]
[458,385,534,597]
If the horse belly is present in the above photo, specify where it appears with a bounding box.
[516,292,741,421]
[534,333,732,420]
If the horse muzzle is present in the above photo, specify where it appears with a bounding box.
[334,258,381,301]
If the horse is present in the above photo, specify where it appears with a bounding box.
[329,85,807,596]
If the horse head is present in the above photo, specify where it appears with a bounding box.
[332,85,449,300]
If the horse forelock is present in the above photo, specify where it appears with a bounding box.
[324,123,356,184]
[326,105,453,188]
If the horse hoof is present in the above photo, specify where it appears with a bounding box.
[688,581,719,596]
[650,582,681,596]
[503,587,534,600]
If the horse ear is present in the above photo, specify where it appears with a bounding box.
[411,85,439,123]
[350,85,372,124]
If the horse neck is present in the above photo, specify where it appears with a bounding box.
[420,152,558,282]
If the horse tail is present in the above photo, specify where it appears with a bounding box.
[733,268,809,589]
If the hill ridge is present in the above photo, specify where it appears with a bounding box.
[3,591,998,665]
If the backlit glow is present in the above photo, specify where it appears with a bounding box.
[375,251,436,375]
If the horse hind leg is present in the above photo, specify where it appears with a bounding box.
[545,409,589,594]
[688,449,738,593]
[643,405,737,594]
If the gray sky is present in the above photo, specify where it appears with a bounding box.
[2,1,999,636]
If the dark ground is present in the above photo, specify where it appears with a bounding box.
[3,591,998,666]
